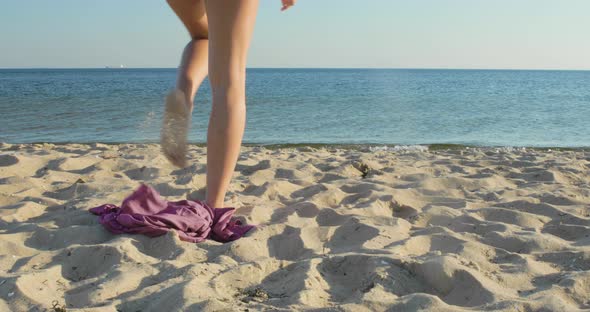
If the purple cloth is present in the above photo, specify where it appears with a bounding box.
[89,184,254,243]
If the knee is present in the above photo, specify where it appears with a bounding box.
[191,33,208,41]
[210,83,246,102]
[209,68,246,92]
[210,79,247,104]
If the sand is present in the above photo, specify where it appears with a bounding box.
[1,142,589,312]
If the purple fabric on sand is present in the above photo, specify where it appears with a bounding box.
[89,184,254,243]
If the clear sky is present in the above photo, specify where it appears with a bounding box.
[1,0,589,69]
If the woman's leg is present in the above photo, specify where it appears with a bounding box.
[204,0,259,208]
[161,0,209,167]
[166,0,209,106]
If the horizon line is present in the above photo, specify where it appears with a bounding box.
[1,66,590,72]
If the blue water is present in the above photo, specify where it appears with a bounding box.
[1,68,589,147]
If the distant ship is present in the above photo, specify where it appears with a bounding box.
[104,64,127,69]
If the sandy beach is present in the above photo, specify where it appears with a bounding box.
[1,142,589,311]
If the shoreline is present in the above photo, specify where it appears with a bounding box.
[2,141,589,152]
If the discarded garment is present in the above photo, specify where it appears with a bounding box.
[89,183,254,243]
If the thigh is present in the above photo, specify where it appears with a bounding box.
[167,0,208,39]
[204,0,259,86]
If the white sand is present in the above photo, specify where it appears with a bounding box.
[1,143,589,311]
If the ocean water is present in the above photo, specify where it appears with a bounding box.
[1,68,589,147]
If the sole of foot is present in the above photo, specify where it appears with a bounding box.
[160,89,191,168]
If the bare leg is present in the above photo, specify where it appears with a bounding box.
[204,0,259,208]
[161,0,209,167]
[176,40,208,108]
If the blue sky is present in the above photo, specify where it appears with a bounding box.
[1,0,589,69]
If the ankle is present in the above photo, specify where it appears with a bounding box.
[172,88,193,110]
[206,201,224,209]
[186,96,194,111]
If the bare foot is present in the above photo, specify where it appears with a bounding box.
[160,89,191,168]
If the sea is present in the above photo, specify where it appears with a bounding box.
[1,68,589,148]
